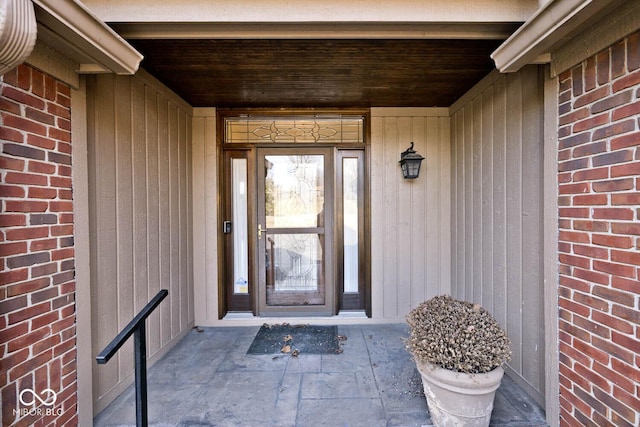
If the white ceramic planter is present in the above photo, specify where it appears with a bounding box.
[416,361,504,427]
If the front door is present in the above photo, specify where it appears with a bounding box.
[257,148,334,315]
[221,113,368,317]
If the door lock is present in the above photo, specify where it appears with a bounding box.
[258,224,267,239]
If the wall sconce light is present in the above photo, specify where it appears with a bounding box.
[399,142,424,179]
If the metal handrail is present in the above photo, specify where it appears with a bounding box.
[96,289,168,427]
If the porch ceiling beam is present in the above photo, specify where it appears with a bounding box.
[31,0,142,75]
[81,0,538,24]
[491,0,625,73]
[111,22,521,41]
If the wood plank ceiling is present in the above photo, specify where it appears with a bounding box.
[129,38,505,108]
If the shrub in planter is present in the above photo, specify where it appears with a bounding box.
[406,295,511,427]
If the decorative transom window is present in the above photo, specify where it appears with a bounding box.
[225,116,364,144]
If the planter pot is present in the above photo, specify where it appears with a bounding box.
[416,361,504,427]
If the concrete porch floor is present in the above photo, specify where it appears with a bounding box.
[93,324,548,427]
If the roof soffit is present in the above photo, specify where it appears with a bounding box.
[32,0,142,75]
[551,0,640,76]
[76,0,537,107]
[491,0,628,73]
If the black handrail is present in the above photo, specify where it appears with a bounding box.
[96,289,168,427]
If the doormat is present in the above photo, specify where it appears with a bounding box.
[247,324,341,355]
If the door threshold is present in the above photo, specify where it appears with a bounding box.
[223,310,367,320]
[337,310,367,318]
[223,312,255,320]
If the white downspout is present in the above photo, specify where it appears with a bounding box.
[0,0,37,75]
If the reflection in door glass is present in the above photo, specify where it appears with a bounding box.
[232,158,249,294]
[263,154,326,306]
[266,233,324,306]
[266,233,323,294]
[264,155,324,228]
[343,158,359,293]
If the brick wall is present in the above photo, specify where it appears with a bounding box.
[557,31,640,426]
[1,64,77,426]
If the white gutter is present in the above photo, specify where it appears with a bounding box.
[491,0,622,72]
[31,0,142,75]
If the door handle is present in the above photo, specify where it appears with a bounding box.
[258,224,268,240]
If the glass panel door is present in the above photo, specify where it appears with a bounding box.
[257,148,333,314]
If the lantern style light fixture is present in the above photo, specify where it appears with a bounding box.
[399,142,425,179]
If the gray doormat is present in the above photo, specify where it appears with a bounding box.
[247,324,341,355]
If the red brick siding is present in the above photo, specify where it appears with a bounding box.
[558,31,640,427]
[1,65,77,426]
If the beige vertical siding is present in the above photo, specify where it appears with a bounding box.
[87,69,194,412]
[370,108,451,320]
[449,66,546,405]
[191,108,218,325]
